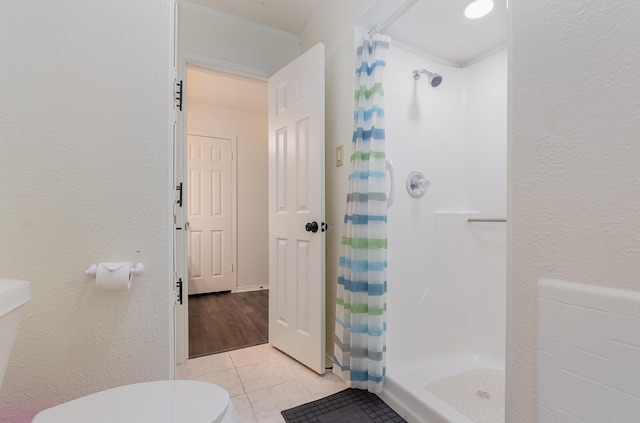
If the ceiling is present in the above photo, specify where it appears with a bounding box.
[185,0,507,112]
[382,0,507,66]
[187,0,321,35]
[186,0,507,67]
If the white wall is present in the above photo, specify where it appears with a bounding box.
[0,2,174,422]
[301,0,377,56]
[511,2,640,421]
[318,37,358,359]
[187,102,269,291]
[465,50,508,218]
[301,0,378,359]
[180,0,300,76]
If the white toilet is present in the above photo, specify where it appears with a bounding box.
[0,279,239,423]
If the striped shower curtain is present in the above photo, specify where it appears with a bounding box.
[333,32,390,394]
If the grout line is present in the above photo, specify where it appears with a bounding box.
[189,344,349,422]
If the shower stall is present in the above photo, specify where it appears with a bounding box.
[378,43,507,422]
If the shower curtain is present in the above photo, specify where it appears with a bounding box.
[333,32,390,394]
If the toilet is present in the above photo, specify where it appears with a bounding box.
[0,279,239,423]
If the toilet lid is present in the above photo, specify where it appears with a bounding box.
[32,380,230,423]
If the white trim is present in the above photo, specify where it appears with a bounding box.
[235,285,269,293]
[326,353,334,369]
[181,0,300,44]
[170,0,179,374]
[175,54,189,365]
[389,37,462,68]
[460,43,508,68]
[375,0,421,34]
[181,52,272,79]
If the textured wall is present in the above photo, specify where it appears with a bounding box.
[511,2,640,421]
[187,103,269,291]
[0,1,173,421]
[301,0,377,55]
[320,37,357,359]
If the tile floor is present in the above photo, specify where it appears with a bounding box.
[177,343,348,422]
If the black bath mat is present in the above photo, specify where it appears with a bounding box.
[281,388,406,423]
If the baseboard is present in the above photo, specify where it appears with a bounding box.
[326,352,334,369]
[235,284,268,293]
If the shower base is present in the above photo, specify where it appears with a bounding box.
[379,355,505,423]
[425,369,505,423]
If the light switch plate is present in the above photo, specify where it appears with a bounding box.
[336,145,343,166]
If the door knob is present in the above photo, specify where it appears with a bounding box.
[305,221,318,233]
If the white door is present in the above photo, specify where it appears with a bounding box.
[268,43,326,374]
[188,134,235,294]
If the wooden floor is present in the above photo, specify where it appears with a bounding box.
[188,289,269,358]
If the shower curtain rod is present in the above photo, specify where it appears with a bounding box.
[370,0,421,34]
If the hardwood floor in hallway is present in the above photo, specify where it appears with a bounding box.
[189,289,268,358]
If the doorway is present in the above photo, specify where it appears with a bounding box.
[185,66,270,358]
[175,43,327,371]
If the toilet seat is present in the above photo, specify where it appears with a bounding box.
[32,380,238,423]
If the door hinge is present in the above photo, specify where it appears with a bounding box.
[175,80,183,111]
[175,182,183,207]
[175,278,183,305]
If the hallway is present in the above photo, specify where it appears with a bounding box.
[189,290,269,357]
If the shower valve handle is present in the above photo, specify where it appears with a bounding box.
[305,221,319,233]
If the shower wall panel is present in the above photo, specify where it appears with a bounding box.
[384,46,507,366]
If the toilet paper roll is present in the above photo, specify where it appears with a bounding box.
[95,262,132,290]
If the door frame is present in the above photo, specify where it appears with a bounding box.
[175,54,269,364]
[186,130,238,295]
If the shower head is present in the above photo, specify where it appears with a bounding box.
[413,69,443,87]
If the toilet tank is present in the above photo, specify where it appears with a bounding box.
[0,279,31,390]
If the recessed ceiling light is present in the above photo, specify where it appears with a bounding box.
[463,0,494,19]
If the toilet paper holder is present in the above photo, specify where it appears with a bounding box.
[84,262,144,277]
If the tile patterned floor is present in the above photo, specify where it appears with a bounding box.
[177,343,348,423]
